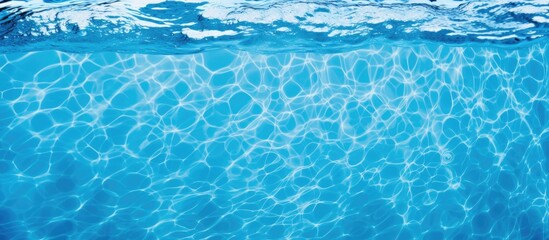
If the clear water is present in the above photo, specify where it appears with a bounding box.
[0,1,548,240]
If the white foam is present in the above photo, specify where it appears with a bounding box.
[181,28,239,40]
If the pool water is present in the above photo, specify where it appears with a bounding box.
[0,0,549,239]
[0,44,547,239]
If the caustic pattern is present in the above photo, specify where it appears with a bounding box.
[0,44,548,239]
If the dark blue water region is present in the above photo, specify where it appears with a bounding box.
[0,43,548,239]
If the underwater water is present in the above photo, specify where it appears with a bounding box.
[0,0,548,239]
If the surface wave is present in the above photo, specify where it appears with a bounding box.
[1,0,549,53]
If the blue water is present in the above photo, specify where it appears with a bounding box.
[0,1,548,240]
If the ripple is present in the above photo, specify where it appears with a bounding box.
[0,42,547,238]
[1,0,549,53]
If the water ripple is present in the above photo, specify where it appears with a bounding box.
[0,43,547,238]
[1,0,549,53]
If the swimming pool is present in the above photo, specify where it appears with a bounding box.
[0,0,548,239]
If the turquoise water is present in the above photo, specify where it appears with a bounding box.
[1,1,549,239]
